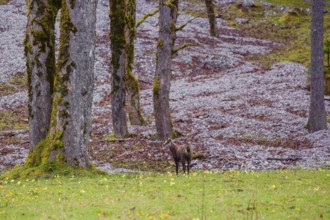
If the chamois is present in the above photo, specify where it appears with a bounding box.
[163,138,192,175]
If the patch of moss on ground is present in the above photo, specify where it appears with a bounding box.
[1,161,105,180]
[0,110,28,130]
[258,0,330,10]
[0,0,10,5]
[0,72,27,97]
[0,137,22,146]
[181,0,207,18]
[278,8,307,26]
[215,1,330,70]
[103,133,117,141]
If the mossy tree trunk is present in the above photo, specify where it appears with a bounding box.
[153,0,179,140]
[125,0,145,126]
[307,0,327,132]
[25,0,61,150]
[26,0,98,168]
[109,0,129,137]
[204,0,218,37]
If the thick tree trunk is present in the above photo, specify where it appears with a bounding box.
[307,0,327,132]
[110,0,129,137]
[25,0,61,149]
[153,0,178,140]
[205,0,218,37]
[125,0,145,125]
[26,0,98,168]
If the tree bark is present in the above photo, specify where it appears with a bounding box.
[109,0,129,137]
[153,0,179,140]
[26,0,98,168]
[25,0,61,149]
[125,0,145,125]
[307,0,327,132]
[204,0,218,37]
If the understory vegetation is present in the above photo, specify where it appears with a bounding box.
[0,0,10,5]
[184,0,330,70]
[1,170,329,219]
[0,72,27,97]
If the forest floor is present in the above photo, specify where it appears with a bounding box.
[0,0,330,173]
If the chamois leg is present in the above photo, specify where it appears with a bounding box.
[175,161,179,175]
[182,160,186,174]
[187,159,191,174]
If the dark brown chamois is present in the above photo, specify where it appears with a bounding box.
[163,138,192,175]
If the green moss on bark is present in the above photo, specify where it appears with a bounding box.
[153,75,160,98]
[58,0,76,71]
[25,31,33,118]
[157,39,164,47]
[125,71,145,125]
[25,0,60,119]
[109,0,126,76]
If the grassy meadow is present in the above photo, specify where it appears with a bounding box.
[1,170,329,219]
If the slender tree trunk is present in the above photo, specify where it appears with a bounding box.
[26,0,98,168]
[205,0,218,37]
[125,0,145,125]
[153,0,178,140]
[109,0,129,137]
[307,0,327,132]
[25,0,61,149]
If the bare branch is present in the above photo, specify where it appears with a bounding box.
[162,0,176,9]
[176,17,198,32]
[172,43,199,55]
[136,8,159,28]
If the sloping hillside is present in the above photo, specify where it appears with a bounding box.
[0,0,329,173]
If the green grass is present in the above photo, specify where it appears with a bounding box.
[1,170,329,219]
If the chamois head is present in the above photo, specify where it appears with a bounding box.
[162,138,172,148]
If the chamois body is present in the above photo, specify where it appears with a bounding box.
[163,139,192,175]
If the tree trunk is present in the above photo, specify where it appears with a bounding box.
[26,0,98,168]
[109,0,129,137]
[25,0,61,149]
[205,0,218,37]
[153,0,179,140]
[125,0,145,125]
[325,76,330,96]
[307,0,327,132]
